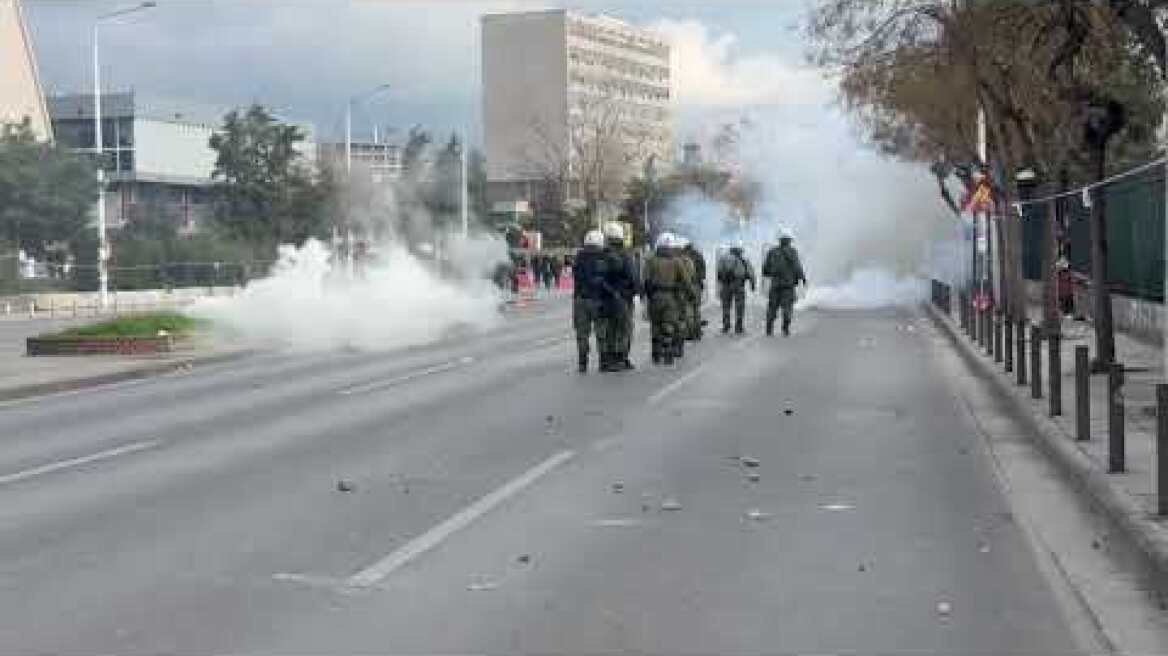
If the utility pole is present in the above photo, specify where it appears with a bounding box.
[92,1,156,309]
[461,130,469,238]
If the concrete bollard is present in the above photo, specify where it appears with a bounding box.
[1004,319,1014,373]
[1158,384,1168,515]
[1109,363,1125,473]
[1076,346,1090,441]
[1017,320,1028,386]
[1048,333,1061,417]
[1031,326,1043,399]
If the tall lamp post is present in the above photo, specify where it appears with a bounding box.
[344,84,391,272]
[93,1,156,309]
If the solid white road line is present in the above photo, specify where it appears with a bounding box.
[347,449,575,587]
[0,439,160,487]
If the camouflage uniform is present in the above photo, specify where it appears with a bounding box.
[643,248,698,364]
[717,248,756,334]
[682,245,706,340]
[762,241,806,336]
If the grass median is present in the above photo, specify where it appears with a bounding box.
[39,312,208,340]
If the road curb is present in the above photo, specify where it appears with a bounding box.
[925,303,1168,578]
[0,348,257,403]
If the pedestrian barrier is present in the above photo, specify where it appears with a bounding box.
[1109,363,1125,473]
[1076,346,1090,442]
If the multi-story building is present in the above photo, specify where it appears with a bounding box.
[317,140,404,184]
[0,0,51,139]
[481,9,672,207]
[49,92,218,235]
[49,92,319,235]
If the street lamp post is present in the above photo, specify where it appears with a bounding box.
[343,84,391,273]
[93,1,155,309]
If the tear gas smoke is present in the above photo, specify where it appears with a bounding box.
[190,236,507,352]
[663,105,958,309]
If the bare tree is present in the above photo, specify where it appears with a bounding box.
[518,91,653,239]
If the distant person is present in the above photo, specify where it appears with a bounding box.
[573,231,609,373]
[761,228,807,337]
[543,256,555,291]
[717,241,755,335]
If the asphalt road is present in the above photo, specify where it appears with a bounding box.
[0,299,1087,654]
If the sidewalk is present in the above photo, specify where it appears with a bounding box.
[0,318,253,402]
[929,302,1168,575]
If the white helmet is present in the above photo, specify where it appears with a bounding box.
[777,226,794,241]
[655,232,674,250]
[584,230,604,247]
[674,235,691,248]
[603,222,625,241]
[731,239,745,250]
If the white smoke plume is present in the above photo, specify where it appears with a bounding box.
[190,237,506,352]
[655,19,960,309]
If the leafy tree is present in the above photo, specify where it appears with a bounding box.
[208,105,332,251]
[0,118,98,260]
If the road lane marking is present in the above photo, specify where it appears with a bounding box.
[647,365,708,405]
[347,449,575,587]
[337,357,475,396]
[0,439,160,487]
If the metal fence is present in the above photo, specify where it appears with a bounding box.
[0,261,276,296]
[1021,165,1165,302]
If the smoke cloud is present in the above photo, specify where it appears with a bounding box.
[655,18,959,309]
[190,237,506,352]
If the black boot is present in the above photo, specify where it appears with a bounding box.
[766,321,774,336]
[782,318,791,336]
[578,352,588,373]
[735,322,744,335]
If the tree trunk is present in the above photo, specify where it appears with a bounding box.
[1004,187,1027,323]
[1088,145,1115,370]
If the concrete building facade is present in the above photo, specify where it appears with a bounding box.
[49,93,219,234]
[482,9,672,202]
[0,0,51,139]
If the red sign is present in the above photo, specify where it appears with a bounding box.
[973,292,994,311]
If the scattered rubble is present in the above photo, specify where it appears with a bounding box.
[660,497,683,511]
[516,554,532,565]
[467,577,499,592]
[739,456,761,468]
[335,479,356,493]
[744,509,771,521]
[936,600,953,617]
[746,472,761,483]
[611,482,625,494]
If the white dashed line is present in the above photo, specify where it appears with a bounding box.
[346,449,575,587]
[0,440,160,487]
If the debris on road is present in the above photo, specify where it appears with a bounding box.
[744,509,771,521]
[611,482,625,493]
[592,518,644,528]
[660,497,683,511]
[820,502,855,511]
[858,563,867,572]
[516,554,532,565]
[739,456,761,468]
[798,474,817,482]
[1091,539,1102,550]
[978,542,990,554]
[746,472,761,483]
[936,600,953,617]
[335,479,356,493]
[467,577,499,592]
[783,408,794,416]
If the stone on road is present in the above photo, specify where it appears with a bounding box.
[0,305,1101,653]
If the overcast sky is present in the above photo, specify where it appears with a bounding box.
[23,0,825,144]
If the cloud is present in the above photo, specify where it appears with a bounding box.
[649,19,832,109]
